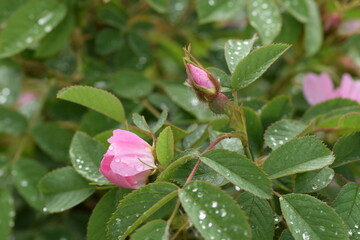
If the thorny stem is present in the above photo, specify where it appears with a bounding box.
[167,134,231,231]
[141,99,161,118]
[232,90,238,107]
[184,134,231,185]
[170,219,189,240]
[273,190,282,198]
[311,127,339,133]
[167,199,182,225]
[335,173,360,185]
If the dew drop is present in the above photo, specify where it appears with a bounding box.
[26,37,33,44]
[38,13,53,25]
[211,201,218,208]
[20,180,28,187]
[302,232,310,240]
[220,209,227,217]
[199,210,206,220]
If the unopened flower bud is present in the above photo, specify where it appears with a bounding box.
[186,63,220,101]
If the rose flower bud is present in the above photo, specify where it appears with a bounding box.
[99,129,156,189]
[186,63,220,101]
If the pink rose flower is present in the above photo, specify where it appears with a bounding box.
[16,91,38,107]
[303,72,360,105]
[99,130,156,189]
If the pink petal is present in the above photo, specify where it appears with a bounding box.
[303,73,335,105]
[335,74,353,98]
[109,129,149,146]
[99,129,155,189]
[349,81,360,103]
[99,154,151,189]
[186,64,215,89]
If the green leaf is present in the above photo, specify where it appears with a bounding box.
[302,98,358,122]
[95,28,124,56]
[164,84,217,121]
[12,158,47,210]
[231,44,290,90]
[317,106,360,125]
[318,114,354,131]
[332,132,360,167]
[0,188,14,240]
[170,125,189,143]
[151,110,168,133]
[0,0,26,23]
[69,132,109,184]
[112,70,153,99]
[0,155,10,186]
[280,194,348,240]
[38,167,95,213]
[173,159,228,186]
[294,167,334,193]
[209,129,244,154]
[107,182,178,240]
[35,11,74,58]
[224,36,257,74]
[201,149,272,199]
[304,0,323,56]
[179,181,251,240]
[87,188,131,240]
[338,113,360,134]
[263,137,335,179]
[274,13,302,44]
[94,129,113,147]
[277,0,309,23]
[145,0,168,13]
[132,113,151,133]
[80,110,120,137]
[156,150,199,182]
[208,67,231,90]
[264,120,307,150]
[237,192,275,240]
[0,105,27,136]
[57,85,125,123]
[183,124,208,148]
[168,0,188,22]
[98,3,127,30]
[130,220,169,240]
[244,107,263,157]
[0,60,22,106]
[196,0,244,23]
[248,0,282,44]
[332,183,360,238]
[0,0,66,58]
[156,127,174,167]
[280,229,295,240]
[32,122,73,163]
[261,95,293,129]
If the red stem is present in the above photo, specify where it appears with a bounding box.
[184,134,230,185]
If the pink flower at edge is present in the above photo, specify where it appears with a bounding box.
[16,91,38,107]
[99,129,156,189]
[303,72,360,105]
